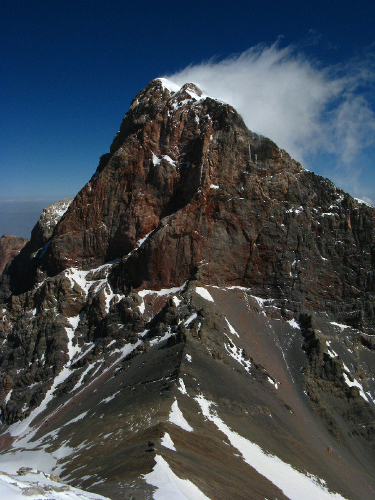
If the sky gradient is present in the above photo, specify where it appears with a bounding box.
[1,1,375,236]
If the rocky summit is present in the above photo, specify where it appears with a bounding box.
[0,78,374,500]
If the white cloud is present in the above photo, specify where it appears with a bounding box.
[166,41,375,203]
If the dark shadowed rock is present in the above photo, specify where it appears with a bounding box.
[0,235,28,275]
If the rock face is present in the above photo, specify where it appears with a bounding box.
[0,235,28,275]
[0,198,72,301]
[0,79,374,500]
[42,79,374,331]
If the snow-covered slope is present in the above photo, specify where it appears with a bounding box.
[0,468,109,500]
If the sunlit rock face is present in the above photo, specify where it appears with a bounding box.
[0,79,374,500]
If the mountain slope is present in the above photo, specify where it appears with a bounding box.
[0,79,374,500]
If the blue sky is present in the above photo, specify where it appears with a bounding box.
[1,1,375,221]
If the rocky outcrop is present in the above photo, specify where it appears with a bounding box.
[30,198,72,252]
[0,235,28,275]
[300,312,375,447]
[0,199,73,301]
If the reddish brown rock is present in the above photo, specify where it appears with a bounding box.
[0,235,28,275]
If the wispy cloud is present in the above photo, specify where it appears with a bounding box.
[166,41,375,201]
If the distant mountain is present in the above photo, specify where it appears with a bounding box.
[0,200,62,239]
[0,79,374,500]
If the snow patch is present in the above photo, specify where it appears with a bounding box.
[173,296,181,307]
[138,283,186,315]
[152,153,176,167]
[5,389,12,404]
[343,373,369,402]
[185,313,197,326]
[355,197,373,207]
[163,155,176,167]
[330,322,349,332]
[168,400,193,432]
[224,334,251,373]
[267,377,279,389]
[326,341,339,359]
[286,206,303,214]
[143,455,210,499]
[63,411,89,427]
[152,152,161,165]
[149,327,173,346]
[161,433,177,451]
[195,287,214,302]
[102,391,121,404]
[64,268,91,295]
[287,318,300,329]
[178,378,187,395]
[225,318,239,337]
[138,283,187,299]
[157,78,181,94]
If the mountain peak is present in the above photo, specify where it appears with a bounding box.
[44,78,265,274]
[0,79,374,500]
